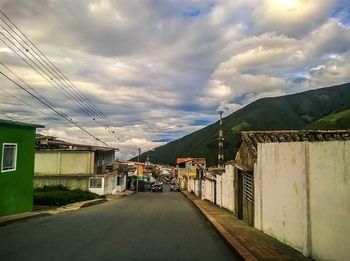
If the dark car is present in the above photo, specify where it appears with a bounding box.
[170,183,180,192]
[151,184,163,192]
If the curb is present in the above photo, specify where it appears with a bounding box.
[80,198,107,208]
[181,191,258,261]
[0,191,134,226]
[0,212,51,227]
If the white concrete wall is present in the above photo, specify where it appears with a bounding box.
[35,151,94,175]
[221,164,235,212]
[188,178,195,192]
[216,175,222,207]
[116,175,126,192]
[256,142,309,254]
[194,180,200,197]
[89,174,117,195]
[255,140,350,260]
[308,141,350,261]
[203,179,215,204]
[89,177,104,195]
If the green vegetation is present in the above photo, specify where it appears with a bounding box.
[135,83,350,166]
[305,109,350,130]
[33,185,101,206]
[232,122,252,134]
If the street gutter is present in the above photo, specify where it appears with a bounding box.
[181,191,259,261]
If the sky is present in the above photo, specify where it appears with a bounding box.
[0,0,350,159]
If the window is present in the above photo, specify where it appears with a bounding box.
[89,178,102,188]
[1,143,17,172]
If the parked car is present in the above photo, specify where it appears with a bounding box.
[170,183,180,192]
[151,184,163,192]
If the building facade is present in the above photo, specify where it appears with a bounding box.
[0,120,43,216]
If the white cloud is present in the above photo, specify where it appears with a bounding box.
[0,0,349,159]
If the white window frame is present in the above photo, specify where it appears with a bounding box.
[1,143,18,173]
[89,177,103,189]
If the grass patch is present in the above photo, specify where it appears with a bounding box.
[34,185,101,206]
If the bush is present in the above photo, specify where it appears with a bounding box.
[33,186,101,206]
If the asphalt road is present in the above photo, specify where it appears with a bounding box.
[0,186,238,261]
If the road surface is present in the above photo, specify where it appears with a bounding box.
[0,187,237,261]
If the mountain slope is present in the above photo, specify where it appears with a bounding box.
[304,108,350,130]
[135,83,350,166]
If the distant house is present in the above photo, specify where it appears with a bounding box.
[0,120,43,216]
[234,130,350,260]
[175,158,206,191]
[34,135,118,193]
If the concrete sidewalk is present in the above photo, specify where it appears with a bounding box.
[182,191,311,261]
[0,190,134,226]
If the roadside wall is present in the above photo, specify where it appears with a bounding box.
[203,179,215,204]
[33,176,90,190]
[35,151,94,175]
[221,164,235,212]
[308,141,350,261]
[255,141,350,260]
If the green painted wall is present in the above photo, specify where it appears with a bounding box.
[0,122,39,216]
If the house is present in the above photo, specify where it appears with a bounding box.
[175,158,206,190]
[234,130,350,260]
[34,135,118,192]
[0,119,43,216]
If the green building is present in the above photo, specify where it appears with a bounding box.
[0,119,43,216]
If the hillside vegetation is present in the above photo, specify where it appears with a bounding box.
[135,83,350,166]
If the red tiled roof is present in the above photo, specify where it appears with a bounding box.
[176,158,193,164]
[176,157,206,164]
[241,130,350,161]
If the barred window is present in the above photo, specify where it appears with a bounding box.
[2,143,17,172]
[89,178,102,188]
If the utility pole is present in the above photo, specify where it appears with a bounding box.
[136,147,141,193]
[218,110,224,168]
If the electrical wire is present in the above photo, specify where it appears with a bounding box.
[0,10,126,141]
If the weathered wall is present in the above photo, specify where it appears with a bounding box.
[235,143,254,170]
[116,175,126,192]
[256,140,350,260]
[188,177,195,192]
[221,164,235,212]
[35,151,94,175]
[256,142,308,254]
[193,179,201,197]
[308,141,350,261]
[0,124,37,216]
[203,179,215,203]
[33,176,90,190]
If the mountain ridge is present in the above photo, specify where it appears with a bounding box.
[133,82,350,166]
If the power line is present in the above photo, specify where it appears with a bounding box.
[0,10,126,142]
[0,69,117,149]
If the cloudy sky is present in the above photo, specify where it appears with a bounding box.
[0,0,350,158]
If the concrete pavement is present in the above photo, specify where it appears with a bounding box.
[0,188,238,261]
[182,191,312,261]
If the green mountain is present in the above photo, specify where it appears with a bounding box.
[134,83,350,166]
[304,108,350,130]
